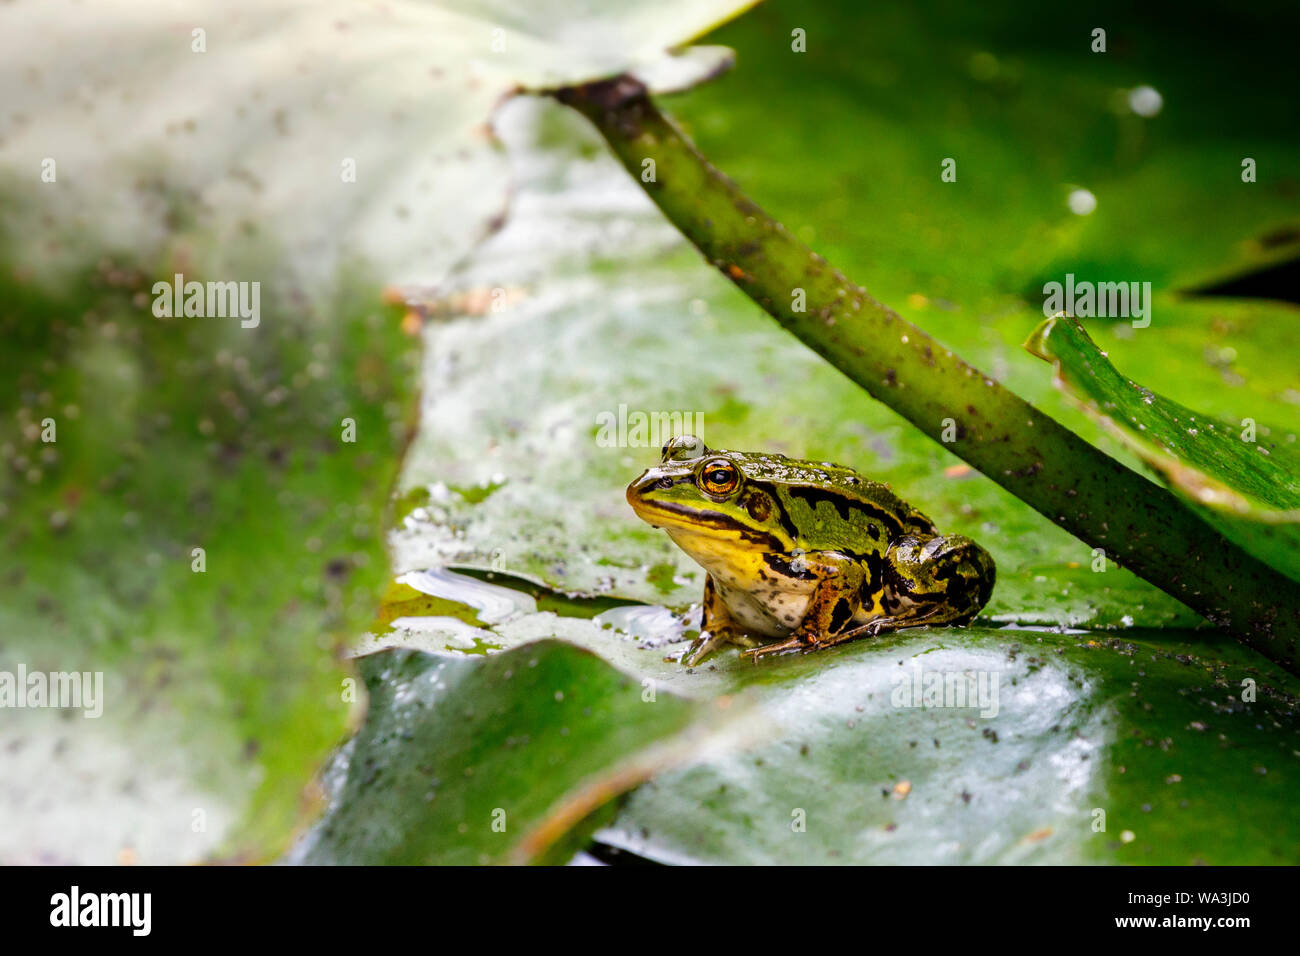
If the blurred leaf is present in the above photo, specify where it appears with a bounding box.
[0,0,758,287]
[0,0,759,863]
[288,640,732,865]
[0,260,419,864]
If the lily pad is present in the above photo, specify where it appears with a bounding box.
[0,0,760,863]
[1026,313,1300,583]
[667,0,1300,311]
[0,259,417,864]
[288,640,740,865]
[595,625,1300,865]
[360,571,1300,864]
[0,0,757,288]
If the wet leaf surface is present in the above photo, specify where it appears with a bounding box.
[360,570,1300,864]
[595,626,1300,865]
[0,262,417,864]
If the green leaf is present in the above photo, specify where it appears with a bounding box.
[596,626,1300,865]
[361,571,1300,864]
[0,259,418,865]
[289,640,730,865]
[0,0,759,863]
[1026,313,1300,583]
[667,0,1300,309]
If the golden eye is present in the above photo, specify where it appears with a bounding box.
[700,460,738,496]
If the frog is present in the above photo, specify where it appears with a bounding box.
[626,436,995,665]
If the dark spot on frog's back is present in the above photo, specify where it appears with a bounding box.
[863,550,885,593]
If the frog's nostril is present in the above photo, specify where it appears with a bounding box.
[627,470,659,502]
[657,477,673,489]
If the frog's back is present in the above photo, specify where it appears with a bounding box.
[730,450,936,552]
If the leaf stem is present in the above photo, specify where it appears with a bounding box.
[556,77,1300,674]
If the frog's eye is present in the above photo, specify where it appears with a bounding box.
[699,460,739,496]
[662,435,707,463]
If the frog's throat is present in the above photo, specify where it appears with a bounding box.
[663,525,778,580]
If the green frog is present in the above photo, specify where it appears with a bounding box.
[626,436,995,665]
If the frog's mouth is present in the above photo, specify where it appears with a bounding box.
[629,495,732,533]
[626,470,711,526]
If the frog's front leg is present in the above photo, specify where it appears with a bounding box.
[875,533,997,631]
[741,550,865,660]
[683,574,760,666]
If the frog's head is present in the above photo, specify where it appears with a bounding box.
[626,436,794,561]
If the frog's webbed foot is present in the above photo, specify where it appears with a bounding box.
[683,630,729,667]
[682,625,765,665]
[858,605,944,638]
[739,633,809,662]
[773,605,944,658]
[681,574,756,666]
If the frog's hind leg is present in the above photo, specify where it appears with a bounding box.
[741,550,865,660]
[877,534,996,631]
